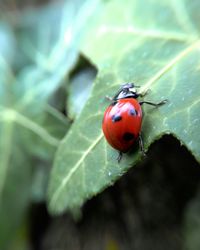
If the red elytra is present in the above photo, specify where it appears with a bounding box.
[102,98,142,153]
[102,83,166,161]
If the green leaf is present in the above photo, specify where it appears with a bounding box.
[0,0,96,246]
[0,23,16,66]
[67,67,96,119]
[14,0,100,94]
[48,0,200,214]
[0,125,32,248]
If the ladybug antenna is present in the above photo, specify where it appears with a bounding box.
[121,83,140,90]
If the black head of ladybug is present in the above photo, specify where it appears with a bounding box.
[112,83,139,101]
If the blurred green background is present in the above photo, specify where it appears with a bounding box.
[0,0,200,250]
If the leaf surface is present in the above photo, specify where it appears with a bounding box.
[48,0,200,214]
[0,0,95,246]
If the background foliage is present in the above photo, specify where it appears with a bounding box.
[0,0,200,249]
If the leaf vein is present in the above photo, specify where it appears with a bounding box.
[0,107,60,147]
[140,40,200,93]
[98,25,193,42]
[50,132,103,207]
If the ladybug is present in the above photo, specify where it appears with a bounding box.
[102,83,166,162]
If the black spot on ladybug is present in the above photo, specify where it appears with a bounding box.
[129,108,138,116]
[123,132,135,141]
[112,114,122,122]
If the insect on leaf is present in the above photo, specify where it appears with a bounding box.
[48,0,200,214]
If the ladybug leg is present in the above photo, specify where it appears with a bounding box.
[117,151,123,163]
[105,95,113,101]
[105,96,118,106]
[139,99,167,107]
[139,134,146,156]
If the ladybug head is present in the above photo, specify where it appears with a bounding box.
[113,82,139,100]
